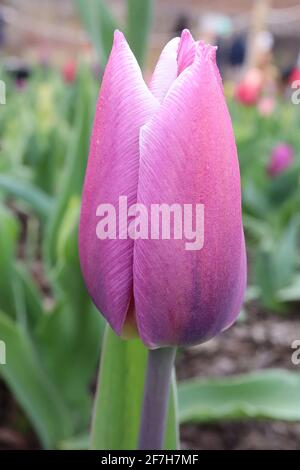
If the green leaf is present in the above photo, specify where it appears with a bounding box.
[127,0,153,66]
[0,204,19,315]
[90,326,178,450]
[90,327,147,450]
[254,217,300,310]
[272,217,300,289]
[255,250,282,311]
[12,263,44,330]
[278,274,300,302]
[243,215,270,242]
[178,369,300,423]
[40,198,104,426]
[36,301,103,431]
[0,311,72,448]
[37,178,105,439]
[37,201,102,431]
[0,175,53,221]
[243,182,270,218]
[74,0,118,64]
[58,434,89,450]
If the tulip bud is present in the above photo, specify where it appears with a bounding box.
[235,68,263,106]
[288,68,300,86]
[267,143,294,177]
[257,96,276,117]
[62,59,77,84]
[79,30,247,349]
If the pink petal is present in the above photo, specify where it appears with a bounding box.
[149,30,200,103]
[134,44,246,348]
[222,232,247,331]
[79,31,158,334]
[177,29,197,75]
[149,37,180,103]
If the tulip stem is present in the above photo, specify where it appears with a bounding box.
[138,347,176,450]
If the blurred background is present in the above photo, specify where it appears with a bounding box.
[0,0,300,450]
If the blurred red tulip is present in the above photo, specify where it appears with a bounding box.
[235,68,263,106]
[288,68,300,85]
[62,60,77,83]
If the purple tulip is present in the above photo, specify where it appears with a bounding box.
[79,30,247,349]
[267,143,294,177]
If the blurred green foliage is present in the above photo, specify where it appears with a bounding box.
[231,101,300,310]
[0,68,104,448]
[74,0,153,67]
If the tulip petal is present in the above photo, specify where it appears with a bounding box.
[177,29,196,75]
[79,31,158,334]
[149,37,180,103]
[222,232,247,331]
[134,44,246,348]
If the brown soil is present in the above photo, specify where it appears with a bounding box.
[177,304,300,450]
[0,382,39,450]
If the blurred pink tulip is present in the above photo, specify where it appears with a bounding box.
[257,96,276,116]
[79,30,247,348]
[288,68,300,85]
[267,143,294,177]
[235,68,263,106]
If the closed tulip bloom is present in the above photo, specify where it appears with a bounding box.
[235,68,263,106]
[267,143,294,177]
[79,30,247,349]
[257,96,276,117]
[62,59,77,84]
[288,67,300,85]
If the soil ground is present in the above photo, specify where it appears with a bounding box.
[177,305,300,450]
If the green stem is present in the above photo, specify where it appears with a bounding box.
[138,347,176,450]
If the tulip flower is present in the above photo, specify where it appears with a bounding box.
[267,143,294,177]
[79,28,246,348]
[62,59,77,83]
[257,96,276,117]
[235,68,263,106]
[79,29,246,449]
[288,68,300,85]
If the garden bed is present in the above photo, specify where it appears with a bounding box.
[177,305,300,450]
[1,303,299,449]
